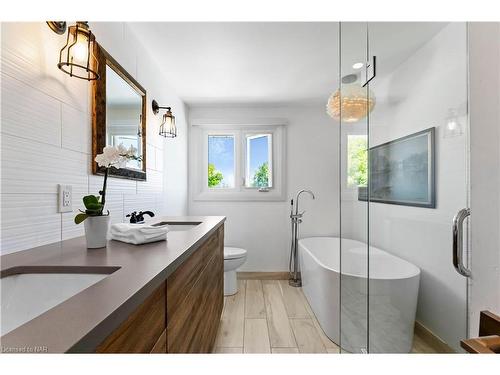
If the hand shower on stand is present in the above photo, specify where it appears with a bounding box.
[289,189,315,287]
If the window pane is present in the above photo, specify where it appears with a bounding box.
[347,134,367,187]
[208,135,235,188]
[246,134,272,188]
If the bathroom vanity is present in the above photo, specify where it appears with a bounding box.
[0,216,225,353]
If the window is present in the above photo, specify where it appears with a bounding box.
[245,134,272,188]
[191,122,286,201]
[347,134,368,188]
[208,135,235,188]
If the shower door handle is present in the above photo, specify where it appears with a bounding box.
[452,208,471,277]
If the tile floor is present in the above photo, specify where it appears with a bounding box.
[214,279,439,354]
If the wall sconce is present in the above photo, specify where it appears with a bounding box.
[152,100,177,138]
[48,21,99,81]
[443,109,464,138]
[47,21,67,35]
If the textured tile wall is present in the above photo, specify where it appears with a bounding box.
[0,22,167,255]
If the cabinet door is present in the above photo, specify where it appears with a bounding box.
[96,284,166,353]
[151,330,167,353]
[166,226,224,353]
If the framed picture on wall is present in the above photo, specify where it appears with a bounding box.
[358,127,436,208]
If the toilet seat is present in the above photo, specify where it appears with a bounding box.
[224,247,247,260]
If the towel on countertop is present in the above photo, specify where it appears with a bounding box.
[110,223,169,245]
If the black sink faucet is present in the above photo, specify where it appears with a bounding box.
[126,211,155,224]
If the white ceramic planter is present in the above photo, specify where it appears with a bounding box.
[84,215,110,249]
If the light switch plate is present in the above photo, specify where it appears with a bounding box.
[58,184,72,213]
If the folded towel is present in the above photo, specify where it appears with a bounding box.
[109,223,169,245]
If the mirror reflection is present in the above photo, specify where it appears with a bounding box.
[106,65,143,170]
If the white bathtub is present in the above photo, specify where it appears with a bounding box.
[299,237,420,353]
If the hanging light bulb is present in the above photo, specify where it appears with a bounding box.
[326,75,375,123]
[57,21,99,81]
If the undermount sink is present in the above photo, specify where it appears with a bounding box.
[1,267,117,336]
[152,221,202,231]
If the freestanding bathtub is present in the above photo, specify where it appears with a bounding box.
[299,237,420,353]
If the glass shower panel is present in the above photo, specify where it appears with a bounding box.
[367,22,469,353]
[338,22,370,353]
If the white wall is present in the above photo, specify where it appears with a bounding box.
[342,23,469,350]
[468,22,500,337]
[0,22,188,255]
[188,104,339,271]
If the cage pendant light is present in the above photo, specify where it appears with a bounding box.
[153,100,177,138]
[57,22,99,81]
[159,108,177,138]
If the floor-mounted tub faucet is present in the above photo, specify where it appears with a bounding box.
[289,189,315,287]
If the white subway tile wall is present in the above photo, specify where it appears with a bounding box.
[0,22,188,255]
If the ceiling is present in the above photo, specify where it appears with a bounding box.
[127,22,447,106]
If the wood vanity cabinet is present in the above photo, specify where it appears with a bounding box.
[96,225,224,353]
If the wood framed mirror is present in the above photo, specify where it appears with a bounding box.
[92,43,147,181]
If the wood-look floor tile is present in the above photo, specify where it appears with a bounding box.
[245,280,266,318]
[271,347,300,353]
[215,347,244,353]
[290,319,327,353]
[411,331,439,353]
[278,280,311,318]
[262,281,297,348]
[244,319,271,353]
[214,278,429,355]
[310,315,340,350]
[326,347,340,353]
[297,287,315,317]
[217,280,246,347]
[297,287,340,350]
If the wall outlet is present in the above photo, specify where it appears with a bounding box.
[58,184,73,213]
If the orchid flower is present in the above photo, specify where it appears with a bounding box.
[75,144,141,224]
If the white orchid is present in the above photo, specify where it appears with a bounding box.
[94,144,139,168]
[77,145,142,225]
[95,146,121,168]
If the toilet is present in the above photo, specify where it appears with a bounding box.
[224,247,247,296]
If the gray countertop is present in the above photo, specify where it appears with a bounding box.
[0,216,225,353]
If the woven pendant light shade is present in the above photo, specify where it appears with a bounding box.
[327,84,375,123]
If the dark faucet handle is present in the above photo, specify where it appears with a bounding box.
[126,211,139,223]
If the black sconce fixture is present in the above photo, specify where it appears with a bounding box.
[48,21,99,81]
[152,100,177,138]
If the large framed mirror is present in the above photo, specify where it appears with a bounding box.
[92,43,147,180]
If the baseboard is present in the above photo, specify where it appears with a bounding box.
[414,321,455,353]
[237,272,289,280]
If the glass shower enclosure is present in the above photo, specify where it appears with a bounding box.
[338,22,470,353]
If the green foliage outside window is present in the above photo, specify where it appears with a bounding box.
[208,163,224,187]
[252,162,269,188]
[347,135,368,187]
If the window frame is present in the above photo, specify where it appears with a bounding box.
[191,121,286,202]
[244,132,273,189]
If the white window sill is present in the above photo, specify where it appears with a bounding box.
[193,189,286,202]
